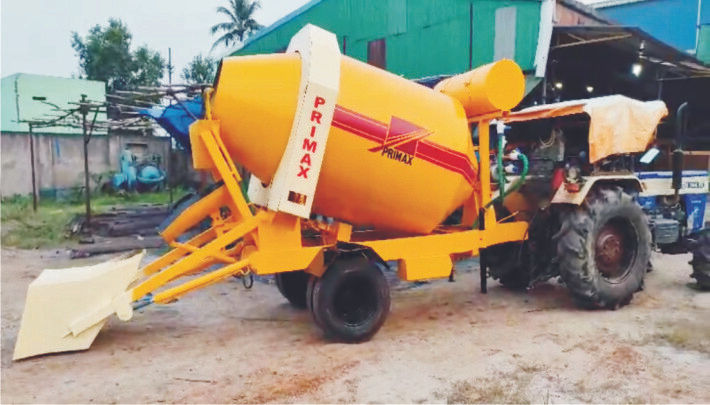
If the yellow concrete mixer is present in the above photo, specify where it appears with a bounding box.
[14,25,529,359]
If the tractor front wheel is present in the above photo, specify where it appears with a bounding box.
[309,256,390,342]
[556,187,651,309]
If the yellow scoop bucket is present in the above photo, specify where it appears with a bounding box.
[13,251,145,360]
[13,123,260,360]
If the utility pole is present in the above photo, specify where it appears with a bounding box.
[27,95,58,212]
[167,47,174,205]
[28,122,38,212]
[80,94,92,228]
[168,48,173,86]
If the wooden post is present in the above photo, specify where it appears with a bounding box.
[28,123,38,212]
[80,95,91,228]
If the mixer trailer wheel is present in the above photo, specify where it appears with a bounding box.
[556,187,651,309]
[487,242,531,290]
[310,255,390,342]
[275,270,310,309]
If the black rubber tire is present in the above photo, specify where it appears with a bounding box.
[306,274,324,328]
[275,270,310,309]
[691,232,710,289]
[310,256,390,342]
[556,187,651,309]
[659,242,688,255]
[691,262,710,289]
[487,242,531,290]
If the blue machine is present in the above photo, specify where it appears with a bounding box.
[112,149,166,192]
[636,170,709,250]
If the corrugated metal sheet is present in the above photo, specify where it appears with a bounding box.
[702,1,710,25]
[1,74,107,135]
[698,25,710,62]
[232,0,543,78]
[596,0,700,52]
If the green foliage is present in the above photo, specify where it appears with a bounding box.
[211,0,263,51]
[72,19,165,92]
[182,54,217,85]
[1,195,76,249]
[1,188,188,249]
[131,46,165,88]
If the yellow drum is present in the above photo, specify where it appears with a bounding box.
[211,54,522,234]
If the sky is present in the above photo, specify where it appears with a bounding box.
[1,0,604,82]
[1,0,310,81]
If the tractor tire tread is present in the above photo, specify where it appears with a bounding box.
[556,186,651,309]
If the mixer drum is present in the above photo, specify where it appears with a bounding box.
[212,54,479,234]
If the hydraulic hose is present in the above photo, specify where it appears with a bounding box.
[497,134,505,197]
[472,150,529,229]
[502,151,529,198]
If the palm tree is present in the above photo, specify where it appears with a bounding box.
[211,0,263,51]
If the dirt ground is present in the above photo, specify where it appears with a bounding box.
[1,247,709,403]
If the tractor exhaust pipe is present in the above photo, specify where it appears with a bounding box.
[672,102,688,195]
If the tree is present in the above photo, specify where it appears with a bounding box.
[72,19,165,92]
[210,0,263,51]
[130,46,165,88]
[182,55,217,85]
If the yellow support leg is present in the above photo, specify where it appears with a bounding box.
[152,258,251,304]
[141,228,216,275]
[131,217,257,301]
[194,121,252,220]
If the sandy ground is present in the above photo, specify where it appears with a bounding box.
[1,247,709,403]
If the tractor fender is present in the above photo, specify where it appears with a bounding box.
[551,175,643,205]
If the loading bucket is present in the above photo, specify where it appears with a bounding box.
[13,251,145,360]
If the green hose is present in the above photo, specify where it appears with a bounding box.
[472,150,529,229]
[497,134,505,197]
[500,152,528,201]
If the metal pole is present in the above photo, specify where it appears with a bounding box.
[80,95,91,228]
[168,47,174,205]
[167,139,173,205]
[28,123,38,212]
[697,0,703,54]
[168,47,173,86]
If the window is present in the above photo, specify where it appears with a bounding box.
[494,6,517,61]
[367,38,386,69]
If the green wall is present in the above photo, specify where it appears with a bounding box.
[1,73,106,135]
[232,0,542,78]
[697,25,710,63]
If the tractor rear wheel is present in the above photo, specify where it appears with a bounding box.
[556,187,651,309]
[275,270,310,309]
[310,256,390,342]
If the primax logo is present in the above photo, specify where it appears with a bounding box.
[331,105,477,185]
[367,116,432,166]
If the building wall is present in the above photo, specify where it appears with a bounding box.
[232,0,543,78]
[0,73,106,135]
[555,2,607,26]
[596,0,704,52]
[0,132,170,197]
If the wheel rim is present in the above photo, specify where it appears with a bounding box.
[594,217,638,282]
[333,274,378,327]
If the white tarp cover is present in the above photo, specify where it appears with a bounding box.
[583,95,668,163]
[505,95,668,163]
